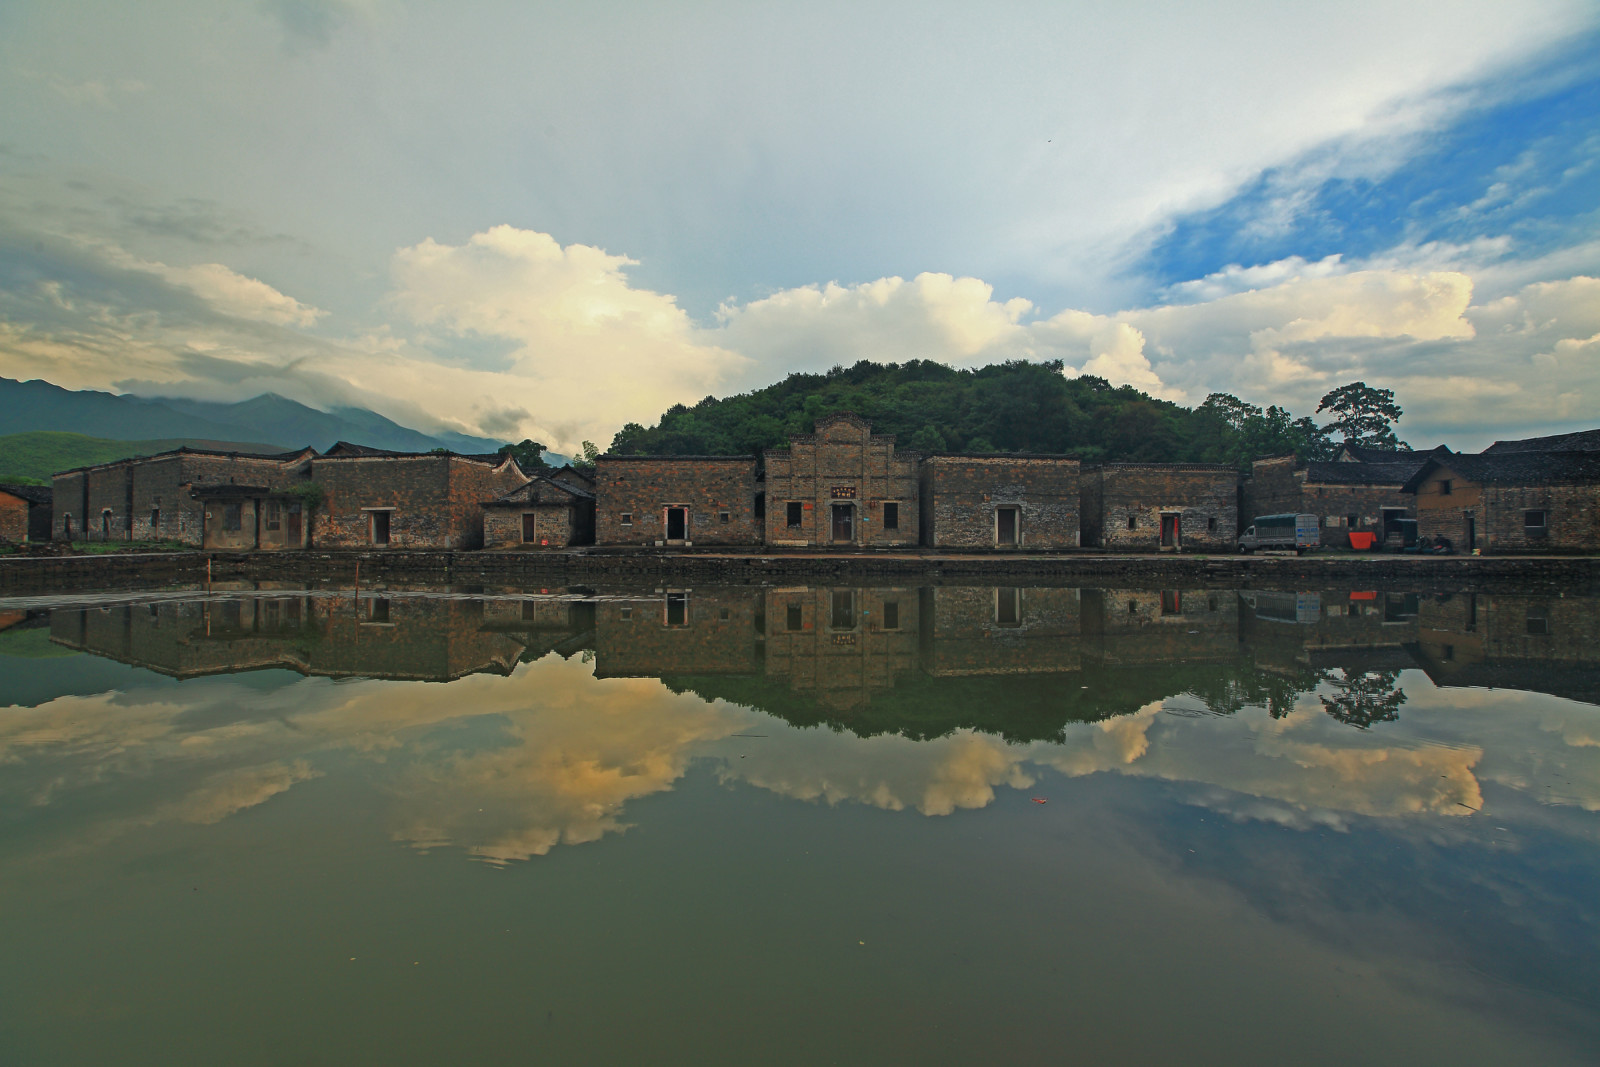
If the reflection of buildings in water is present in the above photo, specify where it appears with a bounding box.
[919,585,1081,677]
[763,586,920,710]
[591,588,764,680]
[1081,588,1239,667]
[1240,590,1421,676]
[48,591,585,682]
[1412,592,1600,704]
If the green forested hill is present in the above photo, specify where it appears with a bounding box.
[609,360,1336,466]
[0,432,291,484]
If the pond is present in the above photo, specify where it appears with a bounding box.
[1,582,1598,1065]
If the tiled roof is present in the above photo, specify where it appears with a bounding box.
[1483,428,1600,453]
[1403,450,1600,490]
[319,441,509,464]
[0,483,51,505]
[485,473,595,505]
[54,445,317,476]
[1304,460,1417,486]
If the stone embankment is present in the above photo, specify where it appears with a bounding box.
[4,548,1599,595]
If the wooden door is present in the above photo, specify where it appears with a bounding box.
[831,503,852,542]
[997,507,1018,545]
[1161,514,1180,548]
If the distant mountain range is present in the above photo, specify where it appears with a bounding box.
[0,377,505,455]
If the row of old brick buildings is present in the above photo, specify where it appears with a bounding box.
[1245,429,1600,554]
[31,414,1600,553]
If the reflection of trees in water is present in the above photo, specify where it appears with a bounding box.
[670,659,1339,744]
[1319,669,1406,729]
[1189,668,1322,720]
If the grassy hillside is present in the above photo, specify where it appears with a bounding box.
[0,431,290,484]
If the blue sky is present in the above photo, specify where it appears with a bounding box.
[0,1,1596,451]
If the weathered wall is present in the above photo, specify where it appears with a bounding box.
[313,455,518,549]
[198,498,261,550]
[0,492,27,542]
[1303,480,1412,549]
[593,456,760,546]
[763,415,920,547]
[1082,465,1238,551]
[1243,456,1300,524]
[920,456,1079,549]
[485,503,577,548]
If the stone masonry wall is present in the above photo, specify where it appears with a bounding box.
[484,503,577,548]
[920,456,1079,549]
[314,455,451,548]
[1084,465,1238,551]
[594,457,760,546]
[1243,456,1300,524]
[762,415,920,547]
[0,492,27,542]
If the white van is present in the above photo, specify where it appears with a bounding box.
[1238,513,1320,554]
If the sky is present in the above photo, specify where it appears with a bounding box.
[0,1,1597,453]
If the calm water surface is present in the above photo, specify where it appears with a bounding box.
[2,582,1598,1065]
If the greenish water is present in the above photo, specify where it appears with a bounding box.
[1,583,1597,1065]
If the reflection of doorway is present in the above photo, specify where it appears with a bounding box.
[996,507,1018,546]
[1160,513,1180,548]
[1465,515,1476,552]
[830,590,856,630]
[995,587,1021,626]
[665,592,689,626]
[831,503,853,542]
[666,506,688,541]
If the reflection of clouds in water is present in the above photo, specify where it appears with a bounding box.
[725,728,1034,817]
[162,760,321,825]
[5,656,1599,862]
[382,657,752,863]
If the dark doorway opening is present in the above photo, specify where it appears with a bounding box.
[371,510,391,545]
[665,592,689,627]
[666,507,687,541]
[1160,513,1181,548]
[288,505,302,544]
[1465,516,1477,552]
[831,503,853,542]
[996,587,1020,626]
[997,507,1018,546]
[522,513,537,542]
[830,590,856,629]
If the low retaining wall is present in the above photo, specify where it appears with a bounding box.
[7,548,1597,595]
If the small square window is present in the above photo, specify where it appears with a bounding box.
[620,606,633,620]
[1525,510,1546,530]
[883,502,899,530]
[1439,479,1452,495]
[786,501,803,527]
[719,511,730,524]
[620,513,633,526]
[1207,516,1216,532]
[719,607,730,620]
[1527,613,1548,635]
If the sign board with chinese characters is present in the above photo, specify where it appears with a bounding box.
[830,486,857,499]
